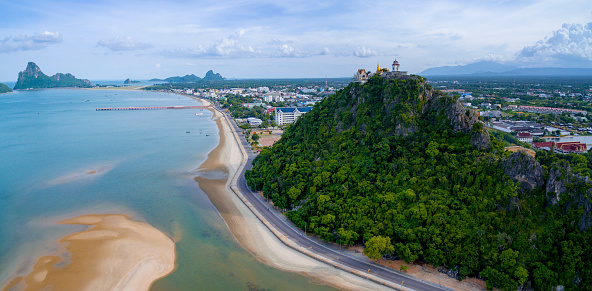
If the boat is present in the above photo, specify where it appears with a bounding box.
[195,113,203,116]
[186,131,190,133]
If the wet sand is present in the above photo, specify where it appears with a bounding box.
[1,214,175,291]
[194,106,392,290]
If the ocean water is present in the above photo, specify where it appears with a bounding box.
[0,89,333,290]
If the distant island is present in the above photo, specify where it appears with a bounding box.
[13,62,92,90]
[124,78,141,84]
[150,70,224,83]
[0,83,12,94]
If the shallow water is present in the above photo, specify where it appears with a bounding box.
[0,89,334,290]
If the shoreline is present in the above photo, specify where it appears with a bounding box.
[1,214,175,291]
[193,101,393,290]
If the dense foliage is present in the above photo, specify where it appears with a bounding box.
[0,83,12,93]
[246,75,592,290]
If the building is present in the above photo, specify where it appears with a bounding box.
[533,142,555,151]
[355,59,408,83]
[247,117,263,127]
[274,107,313,125]
[242,102,264,109]
[516,132,533,143]
[556,141,587,153]
[381,59,408,78]
[355,69,368,83]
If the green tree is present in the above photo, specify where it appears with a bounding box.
[364,236,394,260]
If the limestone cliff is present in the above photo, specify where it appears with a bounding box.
[13,62,91,90]
[501,152,544,192]
[546,161,592,231]
[378,74,490,148]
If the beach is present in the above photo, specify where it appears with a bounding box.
[1,214,175,291]
[194,105,393,290]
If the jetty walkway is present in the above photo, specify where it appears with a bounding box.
[96,105,209,111]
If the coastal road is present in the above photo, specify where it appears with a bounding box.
[218,107,448,291]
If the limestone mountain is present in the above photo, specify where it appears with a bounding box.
[202,70,224,82]
[151,70,224,83]
[13,62,91,90]
[246,73,592,290]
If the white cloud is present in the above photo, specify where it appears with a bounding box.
[352,46,377,58]
[0,31,62,53]
[161,29,257,58]
[97,36,153,51]
[516,22,592,67]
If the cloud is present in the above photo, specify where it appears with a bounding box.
[352,46,377,58]
[97,36,153,51]
[0,31,62,53]
[161,29,257,58]
[516,22,592,67]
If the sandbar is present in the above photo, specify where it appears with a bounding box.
[1,214,175,291]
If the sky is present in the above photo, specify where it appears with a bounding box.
[1,0,591,81]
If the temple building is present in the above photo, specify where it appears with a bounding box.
[355,59,408,83]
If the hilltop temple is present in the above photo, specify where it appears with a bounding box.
[355,59,408,83]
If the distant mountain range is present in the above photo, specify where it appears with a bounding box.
[150,70,224,83]
[420,61,592,76]
[13,62,91,90]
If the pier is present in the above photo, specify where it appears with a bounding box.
[96,106,209,111]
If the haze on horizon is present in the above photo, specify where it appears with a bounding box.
[0,0,591,82]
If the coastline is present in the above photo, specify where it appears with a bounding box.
[193,102,393,290]
[1,214,175,291]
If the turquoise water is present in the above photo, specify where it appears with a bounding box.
[0,89,334,290]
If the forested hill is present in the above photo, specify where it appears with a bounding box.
[246,74,592,290]
[0,83,12,93]
[13,62,91,90]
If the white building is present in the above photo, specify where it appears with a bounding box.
[247,117,263,127]
[274,107,313,125]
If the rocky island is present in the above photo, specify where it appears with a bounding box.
[13,62,92,90]
[124,78,140,84]
[0,83,12,94]
[150,70,224,83]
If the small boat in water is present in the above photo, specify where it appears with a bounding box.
[186,131,190,133]
[195,113,203,116]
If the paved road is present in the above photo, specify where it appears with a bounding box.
[218,108,448,291]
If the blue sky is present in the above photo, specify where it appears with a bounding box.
[1,0,591,81]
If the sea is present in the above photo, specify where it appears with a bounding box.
[0,86,333,290]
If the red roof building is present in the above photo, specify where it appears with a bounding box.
[556,141,587,153]
[516,132,533,143]
[533,142,555,150]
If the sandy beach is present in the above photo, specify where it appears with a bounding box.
[194,106,395,290]
[1,214,175,291]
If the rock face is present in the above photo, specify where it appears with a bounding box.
[13,62,91,90]
[202,70,224,81]
[352,74,491,149]
[501,152,544,192]
[418,76,491,149]
[546,161,592,231]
